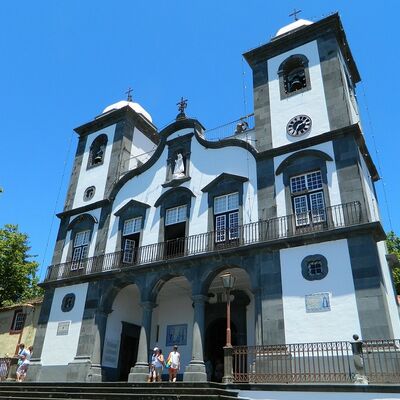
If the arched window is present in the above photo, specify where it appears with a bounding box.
[278,54,311,99]
[88,134,108,168]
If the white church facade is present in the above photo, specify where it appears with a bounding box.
[29,13,400,382]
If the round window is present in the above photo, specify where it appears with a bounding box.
[84,186,95,201]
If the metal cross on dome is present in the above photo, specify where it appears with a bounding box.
[177,97,188,113]
[289,8,302,21]
[125,87,133,102]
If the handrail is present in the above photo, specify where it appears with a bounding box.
[45,201,364,282]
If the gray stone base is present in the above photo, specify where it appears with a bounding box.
[67,357,104,382]
[128,363,149,382]
[183,361,207,382]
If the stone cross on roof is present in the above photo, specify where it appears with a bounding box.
[125,87,133,102]
[289,8,302,21]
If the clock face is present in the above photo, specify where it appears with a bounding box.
[286,115,312,137]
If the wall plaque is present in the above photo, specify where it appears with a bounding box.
[56,321,71,336]
[166,324,187,347]
[305,292,331,313]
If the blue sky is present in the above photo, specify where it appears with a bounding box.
[0,0,399,280]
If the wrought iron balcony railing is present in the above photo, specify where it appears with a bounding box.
[45,201,364,282]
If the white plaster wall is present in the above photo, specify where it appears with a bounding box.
[72,124,117,209]
[106,135,258,253]
[274,142,342,218]
[280,240,361,343]
[376,241,400,338]
[41,282,89,366]
[151,279,193,370]
[268,40,330,149]
[237,390,400,400]
[128,128,157,170]
[102,284,142,368]
[359,151,379,222]
[60,208,102,263]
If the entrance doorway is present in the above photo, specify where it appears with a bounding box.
[118,322,140,381]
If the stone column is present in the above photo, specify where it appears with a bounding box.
[254,288,263,346]
[66,308,109,382]
[128,301,154,382]
[183,294,207,382]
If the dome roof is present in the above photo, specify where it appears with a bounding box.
[102,100,153,123]
[275,19,313,37]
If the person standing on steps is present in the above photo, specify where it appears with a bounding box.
[167,345,180,382]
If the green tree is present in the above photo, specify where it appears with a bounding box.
[0,224,43,307]
[386,231,400,295]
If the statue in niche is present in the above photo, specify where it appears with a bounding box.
[172,153,185,179]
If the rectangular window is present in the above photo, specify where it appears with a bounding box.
[291,171,326,226]
[71,230,90,270]
[11,311,26,332]
[122,238,136,264]
[214,192,240,243]
[216,215,226,242]
[123,217,142,236]
[165,205,187,226]
[214,192,239,215]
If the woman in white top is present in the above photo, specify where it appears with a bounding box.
[167,345,180,382]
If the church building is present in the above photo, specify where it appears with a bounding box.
[29,13,400,382]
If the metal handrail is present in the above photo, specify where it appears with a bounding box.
[45,201,364,282]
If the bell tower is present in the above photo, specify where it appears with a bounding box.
[244,13,361,152]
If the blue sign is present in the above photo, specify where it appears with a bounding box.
[305,292,331,313]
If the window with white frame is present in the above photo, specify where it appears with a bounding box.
[11,310,26,332]
[290,171,326,226]
[165,205,187,226]
[122,217,142,264]
[71,230,90,270]
[214,192,239,242]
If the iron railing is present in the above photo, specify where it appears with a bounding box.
[45,201,364,282]
[203,114,255,141]
[0,358,11,381]
[232,339,400,384]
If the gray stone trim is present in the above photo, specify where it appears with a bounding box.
[252,60,272,153]
[301,254,328,281]
[31,287,55,361]
[86,134,107,170]
[64,136,87,211]
[66,216,96,262]
[347,234,393,339]
[51,218,70,265]
[243,13,360,85]
[259,251,285,345]
[114,199,150,216]
[67,213,98,231]
[75,106,159,145]
[275,149,333,176]
[165,133,193,183]
[93,202,113,257]
[201,173,248,193]
[332,135,369,221]
[57,199,109,219]
[317,33,352,131]
[256,158,276,220]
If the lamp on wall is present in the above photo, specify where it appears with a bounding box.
[220,272,236,347]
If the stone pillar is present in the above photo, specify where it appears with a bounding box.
[66,308,109,382]
[128,301,154,382]
[183,295,207,382]
[254,288,263,346]
[222,346,234,383]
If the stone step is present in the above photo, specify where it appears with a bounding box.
[0,396,241,400]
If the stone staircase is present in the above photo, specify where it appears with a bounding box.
[0,382,248,400]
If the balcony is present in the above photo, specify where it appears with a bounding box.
[45,201,365,282]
